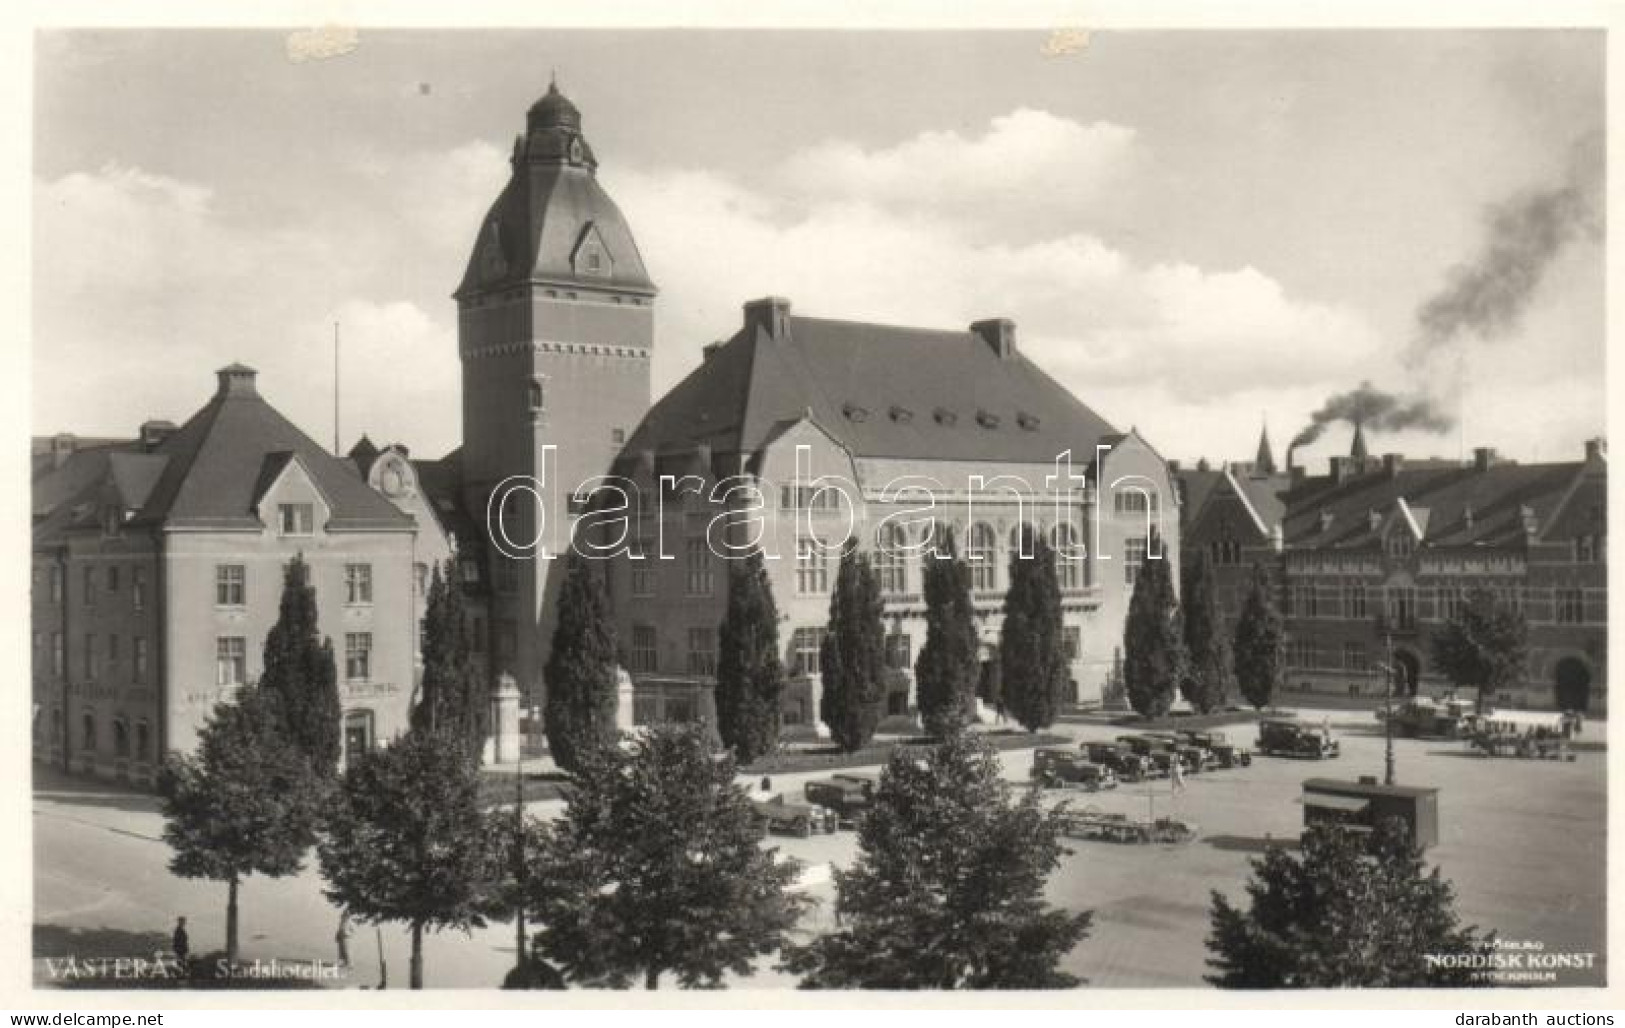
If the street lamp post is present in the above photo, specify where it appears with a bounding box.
[1374,633,1396,786]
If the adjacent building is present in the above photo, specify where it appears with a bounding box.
[1179,428,1608,712]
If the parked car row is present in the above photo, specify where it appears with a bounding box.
[1032,729,1255,791]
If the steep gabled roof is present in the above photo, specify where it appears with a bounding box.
[621,309,1118,469]
[131,368,412,533]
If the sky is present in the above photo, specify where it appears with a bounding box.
[31,28,1607,470]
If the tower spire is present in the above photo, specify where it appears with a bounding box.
[1350,420,1370,462]
[1254,417,1277,476]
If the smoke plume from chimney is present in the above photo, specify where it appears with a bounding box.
[1289,380,1454,451]
[1407,130,1603,362]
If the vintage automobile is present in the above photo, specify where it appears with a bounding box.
[1177,729,1253,768]
[830,772,880,797]
[1030,748,1118,791]
[1082,741,1152,782]
[1380,696,1472,739]
[750,794,838,838]
[1056,805,1200,844]
[1255,718,1340,759]
[1142,731,1212,772]
[1114,735,1179,777]
[804,778,872,827]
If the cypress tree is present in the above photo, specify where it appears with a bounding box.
[412,559,485,763]
[1180,551,1235,714]
[1233,562,1285,711]
[820,544,887,752]
[260,553,342,778]
[915,528,979,738]
[1122,533,1185,718]
[715,549,785,763]
[1000,532,1067,732]
[543,550,620,773]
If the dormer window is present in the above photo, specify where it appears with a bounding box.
[1385,531,1414,559]
[889,405,913,423]
[1016,412,1040,431]
[843,403,870,422]
[279,503,314,536]
[584,250,603,273]
[933,407,957,427]
[975,410,1000,429]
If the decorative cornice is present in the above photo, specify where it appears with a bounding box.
[461,339,653,361]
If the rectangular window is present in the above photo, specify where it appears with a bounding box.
[345,564,374,605]
[345,633,373,682]
[1556,588,1584,625]
[132,567,146,611]
[1344,583,1367,620]
[1062,625,1082,662]
[1343,642,1367,672]
[279,502,315,536]
[216,637,246,687]
[630,624,658,673]
[106,565,120,593]
[50,565,63,603]
[414,563,429,598]
[687,626,717,675]
[884,632,912,671]
[1437,585,1464,623]
[52,633,64,677]
[83,566,95,606]
[107,634,119,664]
[1124,537,1148,587]
[631,539,657,597]
[790,626,827,677]
[1386,587,1417,630]
[1113,490,1158,515]
[134,638,148,682]
[84,634,95,679]
[796,536,829,594]
[216,564,246,607]
[684,539,714,596]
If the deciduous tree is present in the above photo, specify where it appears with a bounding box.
[533,723,809,989]
[158,686,323,963]
[1430,587,1530,714]
[783,732,1092,988]
[318,729,498,989]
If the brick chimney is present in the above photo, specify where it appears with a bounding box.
[216,363,259,398]
[743,297,792,340]
[1383,453,1403,477]
[1473,447,1497,472]
[970,317,1017,359]
[1585,437,1606,462]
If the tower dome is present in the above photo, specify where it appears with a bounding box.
[527,79,581,132]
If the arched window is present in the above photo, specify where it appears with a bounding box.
[527,377,546,414]
[924,519,957,560]
[1052,523,1085,591]
[135,721,151,762]
[874,522,909,595]
[81,710,96,752]
[967,523,996,592]
[343,710,376,770]
[1009,523,1040,560]
[112,717,130,759]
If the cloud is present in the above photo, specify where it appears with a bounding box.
[781,108,1140,234]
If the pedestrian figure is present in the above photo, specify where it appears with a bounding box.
[171,917,189,966]
[1170,755,1185,793]
[335,912,352,968]
[760,775,772,793]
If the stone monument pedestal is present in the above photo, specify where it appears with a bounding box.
[488,672,522,766]
[615,666,636,732]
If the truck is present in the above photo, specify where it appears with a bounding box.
[1030,748,1118,791]
[1463,709,1575,760]
[1177,729,1252,768]
[1255,718,1340,759]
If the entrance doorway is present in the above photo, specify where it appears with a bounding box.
[1394,650,1421,698]
[1554,657,1593,712]
[343,710,375,768]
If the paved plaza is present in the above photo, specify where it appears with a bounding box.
[33,708,1606,990]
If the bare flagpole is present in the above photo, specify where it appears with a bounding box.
[333,321,341,456]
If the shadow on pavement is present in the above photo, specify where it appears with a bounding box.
[1204,834,1300,855]
[35,923,171,960]
[32,765,163,815]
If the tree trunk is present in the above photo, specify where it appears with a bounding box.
[410,922,424,989]
[645,967,660,990]
[514,908,527,973]
[225,876,240,964]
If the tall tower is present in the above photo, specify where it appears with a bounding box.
[455,81,657,704]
